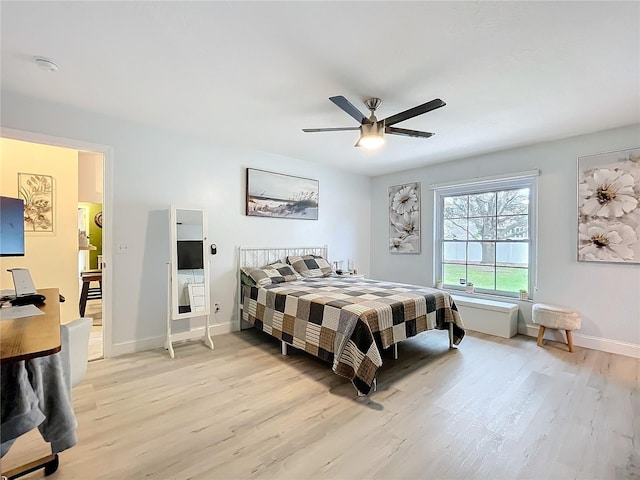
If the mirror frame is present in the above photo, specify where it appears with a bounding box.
[169,206,210,320]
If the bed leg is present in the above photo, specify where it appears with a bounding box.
[448,322,455,349]
[393,343,398,360]
[281,341,288,356]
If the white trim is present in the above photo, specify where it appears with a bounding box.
[522,324,640,358]
[110,324,232,357]
[429,169,540,190]
[571,332,640,358]
[0,127,115,359]
[432,173,537,297]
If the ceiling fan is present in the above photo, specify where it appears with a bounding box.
[302,96,446,149]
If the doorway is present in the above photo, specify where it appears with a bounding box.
[78,192,104,358]
[0,128,113,358]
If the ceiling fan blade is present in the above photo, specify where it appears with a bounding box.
[302,127,360,133]
[383,98,446,127]
[329,96,371,124]
[385,126,435,139]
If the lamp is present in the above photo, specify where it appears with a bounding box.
[357,121,385,149]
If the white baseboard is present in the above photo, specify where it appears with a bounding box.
[571,332,640,358]
[521,324,640,358]
[109,322,640,359]
[108,323,234,357]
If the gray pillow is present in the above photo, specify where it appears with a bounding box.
[286,255,332,278]
[241,262,300,287]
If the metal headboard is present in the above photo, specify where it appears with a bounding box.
[238,245,328,269]
[236,245,328,328]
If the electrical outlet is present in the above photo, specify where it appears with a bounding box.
[214,302,220,313]
[117,242,129,254]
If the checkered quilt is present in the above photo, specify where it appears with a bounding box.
[242,277,465,395]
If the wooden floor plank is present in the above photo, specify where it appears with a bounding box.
[2,329,638,479]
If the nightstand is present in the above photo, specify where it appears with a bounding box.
[335,273,365,279]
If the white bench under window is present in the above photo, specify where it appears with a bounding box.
[451,295,519,338]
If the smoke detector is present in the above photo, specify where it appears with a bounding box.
[34,57,59,72]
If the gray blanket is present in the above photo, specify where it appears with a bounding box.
[1,351,77,457]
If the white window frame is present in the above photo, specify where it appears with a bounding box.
[432,170,539,299]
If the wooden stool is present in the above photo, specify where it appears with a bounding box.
[79,270,102,317]
[532,303,581,352]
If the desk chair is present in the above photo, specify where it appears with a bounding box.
[60,318,93,390]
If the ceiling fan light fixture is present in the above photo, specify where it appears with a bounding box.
[303,95,444,147]
[358,122,385,149]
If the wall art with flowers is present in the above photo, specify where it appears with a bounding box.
[18,173,54,232]
[389,182,421,253]
[578,147,640,263]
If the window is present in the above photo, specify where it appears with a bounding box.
[434,172,538,298]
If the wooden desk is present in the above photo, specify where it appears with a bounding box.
[1,288,61,364]
[0,288,62,478]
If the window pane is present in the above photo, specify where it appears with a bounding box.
[436,179,534,298]
[443,241,466,263]
[496,242,529,266]
[497,188,529,215]
[468,192,496,217]
[443,195,467,219]
[444,219,468,240]
[443,263,465,286]
[468,217,496,240]
[497,215,528,240]
[468,241,495,266]
[496,267,528,292]
[467,265,496,290]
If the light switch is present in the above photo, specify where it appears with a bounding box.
[117,242,129,254]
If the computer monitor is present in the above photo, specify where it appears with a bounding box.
[0,196,25,257]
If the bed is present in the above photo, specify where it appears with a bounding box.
[238,246,465,395]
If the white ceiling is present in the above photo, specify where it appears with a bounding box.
[1,1,638,176]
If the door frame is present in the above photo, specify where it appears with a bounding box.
[1,127,114,357]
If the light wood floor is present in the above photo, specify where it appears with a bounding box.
[83,301,103,361]
[2,329,638,479]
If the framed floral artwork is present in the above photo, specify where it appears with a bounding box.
[389,182,421,253]
[18,173,54,232]
[578,147,640,263]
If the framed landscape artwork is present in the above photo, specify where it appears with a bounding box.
[389,182,421,253]
[246,168,319,220]
[18,173,54,232]
[578,147,640,263]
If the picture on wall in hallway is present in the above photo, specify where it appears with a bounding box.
[18,172,54,232]
[578,147,640,263]
[389,182,421,253]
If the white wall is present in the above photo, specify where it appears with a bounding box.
[371,124,640,357]
[1,91,371,355]
[78,151,103,203]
